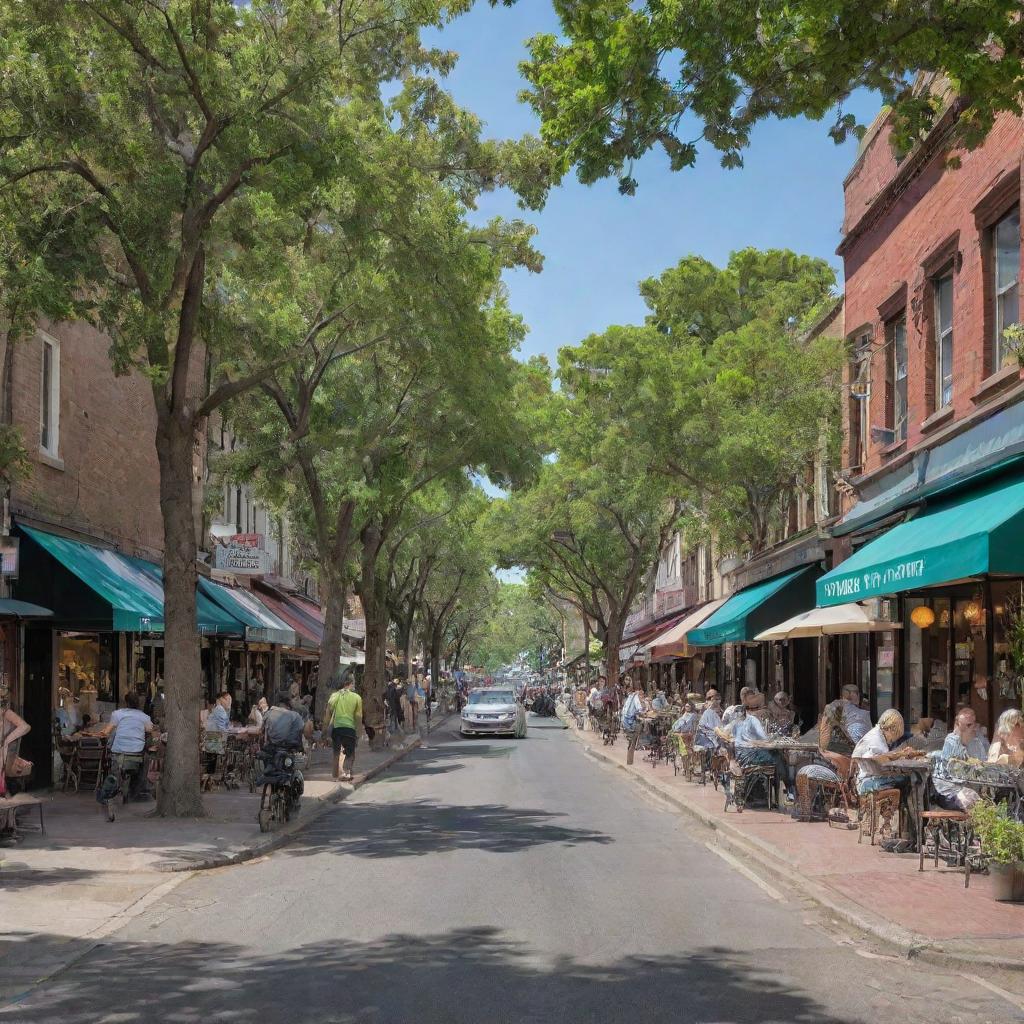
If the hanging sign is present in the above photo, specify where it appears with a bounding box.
[213,533,271,574]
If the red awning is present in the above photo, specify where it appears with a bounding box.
[253,584,323,649]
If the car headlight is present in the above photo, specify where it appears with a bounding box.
[503,713,516,721]
[461,709,472,719]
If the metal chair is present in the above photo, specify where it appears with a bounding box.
[918,808,972,876]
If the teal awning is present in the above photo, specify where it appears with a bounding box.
[22,526,244,635]
[687,566,819,646]
[818,471,1024,607]
[199,578,297,646]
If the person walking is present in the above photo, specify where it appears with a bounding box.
[323,676,363,782]
[621,680,649,766]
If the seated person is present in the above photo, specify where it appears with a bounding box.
[766,691,796,734]
[721,693,797,802]
[988,708,1024,767]
[262,690,306,752]
[822,684,873,752]
[671,701,699,735]
[248,696,269,730]
[96,692,154,797]
[207,691,232,731]
[933,708,989,811]
[651,690,668,711]
[851,708,917,799]
[722,687,756,726]
[694,691,723,750]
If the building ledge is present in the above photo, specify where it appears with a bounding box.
[37,451,64,472]
[972,364,1021,407]
[880,438,907,459]
[920,405,955,435]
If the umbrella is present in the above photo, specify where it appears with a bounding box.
[754,603,901,641]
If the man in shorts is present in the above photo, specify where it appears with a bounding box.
[323,676,363,782]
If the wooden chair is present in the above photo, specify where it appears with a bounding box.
[74,738,107,793]
[858,787,901,845]
[918,808,972,875]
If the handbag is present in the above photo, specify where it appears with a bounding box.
[5,754,31,778]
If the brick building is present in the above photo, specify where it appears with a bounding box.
[0,322,321,783]
[820,91,1024,736]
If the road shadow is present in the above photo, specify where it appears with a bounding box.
[0,866,102,891]
[278,799,613,859]
[2,926,857,1024]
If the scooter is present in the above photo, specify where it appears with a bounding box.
[255,747,304,832]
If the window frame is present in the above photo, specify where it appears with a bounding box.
[39,331,60,458]
[848,331,872,470]
[885,314,908,443]
[991,205,1020,372]
[932,268,955,409]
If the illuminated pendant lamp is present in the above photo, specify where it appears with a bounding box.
[910,605,936,629]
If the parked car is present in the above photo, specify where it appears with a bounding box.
[460,687,527,738]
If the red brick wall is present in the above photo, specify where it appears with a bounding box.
[6,320,164,558]
[841,111,1024,486]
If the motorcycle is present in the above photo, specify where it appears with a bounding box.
[530,692,558,717]
[255,746,304,832]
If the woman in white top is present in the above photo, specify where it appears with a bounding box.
[988,708,1024,767]
[851,709,916,796]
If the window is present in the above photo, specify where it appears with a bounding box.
[848,333,871,468]
[886,316,908,442]
[992,207,1020,370]
[933,271,954,407]
[39,333,60,457]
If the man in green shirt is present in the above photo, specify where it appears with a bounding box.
[323,676,363,781]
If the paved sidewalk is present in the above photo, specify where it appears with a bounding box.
[564,716,1024,971]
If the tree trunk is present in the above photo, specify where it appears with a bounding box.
[430,629,442,701]
[317,569,347,721]
[605,611,623,689]
[154,405,204,817]
[359,523,388,748]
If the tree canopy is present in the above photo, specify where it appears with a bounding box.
[498,0,1024,192]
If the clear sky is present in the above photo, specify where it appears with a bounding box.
[427,3,881,364]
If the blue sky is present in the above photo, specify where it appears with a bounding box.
[428,3,881,364]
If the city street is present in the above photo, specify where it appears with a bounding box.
[4,717,1023,1024]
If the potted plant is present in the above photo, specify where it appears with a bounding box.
[970,800,1024,901]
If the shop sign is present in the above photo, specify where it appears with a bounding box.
[0,537,18,577]
[821,558,926,601]
[213,533,271,575]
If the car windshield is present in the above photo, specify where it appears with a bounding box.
[468,691,515,705]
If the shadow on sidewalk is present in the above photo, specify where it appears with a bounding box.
[2,926,853,1024]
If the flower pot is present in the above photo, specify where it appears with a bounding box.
[990,861,1024,902]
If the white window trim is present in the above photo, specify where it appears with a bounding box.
[992,207,1020,370]
[934,272,954,408]
[39,330,60,459]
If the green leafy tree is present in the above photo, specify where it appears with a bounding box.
[498,0,1022,191]
[467,582,565,672]
[492,386,682,685]
[561,249,842,554]
[0,1,551,815]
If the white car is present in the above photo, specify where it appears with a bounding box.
[460,687,527,738]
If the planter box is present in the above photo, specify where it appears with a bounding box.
[991,861,1024,902]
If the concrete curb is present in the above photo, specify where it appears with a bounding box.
[562,716,1024,973]
[155,730,431,873]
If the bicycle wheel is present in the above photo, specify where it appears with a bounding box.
[258,785,273,832]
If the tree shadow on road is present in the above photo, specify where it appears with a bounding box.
[0,866,102,891]
[281,799,613,859]
[1,926,858,1024]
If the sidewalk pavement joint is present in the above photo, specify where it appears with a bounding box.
[561,709,1024,974]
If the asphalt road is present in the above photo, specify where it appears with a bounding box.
[5,716,1024,1023]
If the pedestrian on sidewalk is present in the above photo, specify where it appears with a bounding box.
[621,680,649,766]
[324,676,363,782]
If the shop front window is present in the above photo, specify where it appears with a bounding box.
[875,631,896,715]
[57,632,117,726]
[993,581,1024,715]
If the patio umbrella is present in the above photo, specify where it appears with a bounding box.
[754,602,900,641]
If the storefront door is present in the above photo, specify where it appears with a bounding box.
[22,626,53,788]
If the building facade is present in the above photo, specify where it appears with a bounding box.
[831,96,1024,736]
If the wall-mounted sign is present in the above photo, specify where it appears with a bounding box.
[213,533,271,575]
[0,537,19,577]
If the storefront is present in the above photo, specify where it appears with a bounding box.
[686,565,821,709]
[816,468,1024,735]
[639,598,728,694]
[13,524,245,783]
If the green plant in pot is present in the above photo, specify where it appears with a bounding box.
[970,800,1024,902]
[1002,324,1024,370]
